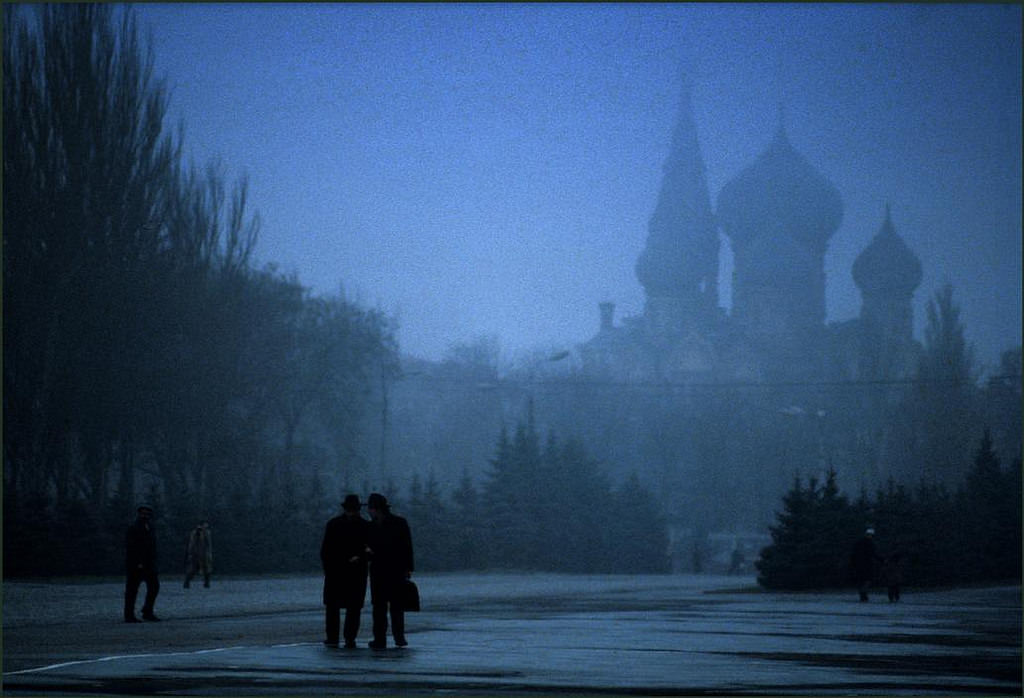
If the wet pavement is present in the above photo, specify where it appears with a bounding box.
[3,573,1020,695]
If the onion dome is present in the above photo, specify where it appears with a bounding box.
[635,235,711,298]
[852,204,922,295]
[716,121,843,251]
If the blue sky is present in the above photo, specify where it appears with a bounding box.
[134,3,1021,370]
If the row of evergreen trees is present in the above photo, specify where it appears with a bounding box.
[4,413,670,578]
[756,430,1021,590]
[416,408,670,573]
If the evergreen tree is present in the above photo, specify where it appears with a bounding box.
[915,284,979,485]
[611,474,670,573]
[757,470,857,589]
[907,479,957,585]
[542,435,611,572]
[405,471,451,571]
[958,430,1020,581]
[450,471,486,570]
[482,426,523,568]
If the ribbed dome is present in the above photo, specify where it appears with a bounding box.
[852,205,922,294]
[716,124,843,250]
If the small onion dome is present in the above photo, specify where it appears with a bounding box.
[716,124,843,250]
[635,234,711,298]
[742,226,815,287]
[852,204,922,295]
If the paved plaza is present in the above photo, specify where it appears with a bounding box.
[3,573,1020,695]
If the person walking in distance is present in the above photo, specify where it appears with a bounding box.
[124,504,160,622]
[366,493,414,649]
[850,527,881,602]
[184,520,213,588]
[320,494,370,648]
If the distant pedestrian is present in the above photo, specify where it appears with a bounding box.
[366,493,414,649]
[881,551,905,602]
[184,520,213,588]
[320,494,370,648]
[850,527,881,602]
[728,544,745,575]
[124,504,160,622]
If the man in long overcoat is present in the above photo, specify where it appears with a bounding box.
[366,492,414,649]
[320,494,369,648]
[124,504,160,622]
[850,527,881,602]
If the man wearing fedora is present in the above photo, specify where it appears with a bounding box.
[320,494,370,648]
[366,492,414,649]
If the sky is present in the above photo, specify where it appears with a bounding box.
[132,3,1021,371]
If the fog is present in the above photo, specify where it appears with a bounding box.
[3,4,1020,581]
[135,3,1021,371]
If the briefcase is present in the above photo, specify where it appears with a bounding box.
[403,579,420,612]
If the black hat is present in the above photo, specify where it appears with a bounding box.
[367,493,388,510]
[342,494,362,512]
[137,504,154,515]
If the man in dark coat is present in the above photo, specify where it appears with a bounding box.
[850,527,881,602]
[124,504,160,622]
[320,494,369,648]
[366,492,414,649]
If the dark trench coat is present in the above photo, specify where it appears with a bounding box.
[320,514,369,609]
[850,534,879,585]
[367,513,414,604]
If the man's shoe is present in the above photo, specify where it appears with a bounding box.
[323,641,338,649]
[395,637,408,647]
[343,641,357,649]
[125,616,142,623]
[368,640,387,650]
[142,613,161,622]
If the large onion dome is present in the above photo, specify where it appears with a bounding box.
[716,122,843,252]
[852,204,922,295]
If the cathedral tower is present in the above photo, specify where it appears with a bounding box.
[716,119,843,345]
[634,76,719,334]
[852,204,922,378]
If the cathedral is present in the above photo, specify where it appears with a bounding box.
[579,86,924,388]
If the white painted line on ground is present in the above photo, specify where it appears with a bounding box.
[5,645,251,675]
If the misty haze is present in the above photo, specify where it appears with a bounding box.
[3,3,1021,696]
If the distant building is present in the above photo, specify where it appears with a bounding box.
[579,84,923,391]
[383,80,933,541]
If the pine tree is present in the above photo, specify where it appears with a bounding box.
[756,470,857,589]
[482,425,524,568]
[915,284,979,485]
[450,471,485,570]
[405,471,449,571]
[612,474,670,573]
[958,430,1018,581]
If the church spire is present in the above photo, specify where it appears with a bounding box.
[634,70,719,315]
